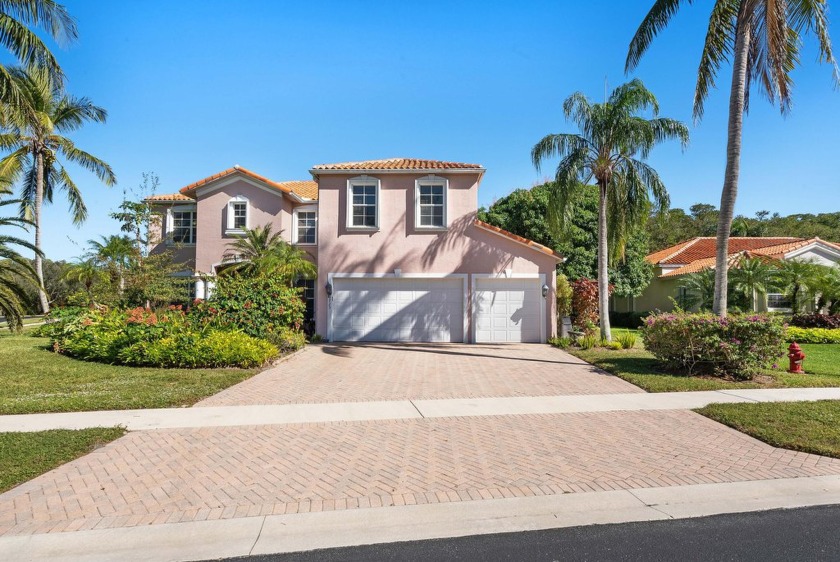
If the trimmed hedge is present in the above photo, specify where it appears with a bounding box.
[787,326,840,344]
[791,314,840,329]
[642,312,786,380]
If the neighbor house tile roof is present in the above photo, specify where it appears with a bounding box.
[652,236,840,277]
[474,219,563,260]
[144,193,195,202]
[178,166,317,200]
[311,158,484,172]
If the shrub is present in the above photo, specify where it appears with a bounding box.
[190,274,306,340]
[570,278,612,331]
[577,334,599,350]
[602,340,623,350]
[791,314,840,329]
[265,327,307,355]
[641,312,786,380]
[549,336,572,349]
[556,274,573,318]
[31,306,87,339]
[616,331,637,350]
[610,311,651,329]
[119,330,276,368]
[787,326,840,344]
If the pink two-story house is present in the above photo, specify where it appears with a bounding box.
[146,158,560,343]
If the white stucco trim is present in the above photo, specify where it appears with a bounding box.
[470,273,547,344]
[164,204,197,246]
[326,272,469,343]
[414,175,449,230]
[785,241,840,262]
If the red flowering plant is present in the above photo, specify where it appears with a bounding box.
[570,278,612,334]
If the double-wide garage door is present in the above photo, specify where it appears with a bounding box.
[331,276,544,343]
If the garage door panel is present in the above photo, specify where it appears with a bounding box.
[474,277,543,343]
[332,278,464,342]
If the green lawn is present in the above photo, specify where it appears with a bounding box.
[568,330,840,392]
[697,401,840,459]
[0,333,260,414]
[0,428,126,492]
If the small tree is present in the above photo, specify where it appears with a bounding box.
[730,258,779,312]
[222,224,316,284]
[776,259,819,313]
[110,172,161,262]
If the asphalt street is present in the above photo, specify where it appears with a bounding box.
[209,504,840,562]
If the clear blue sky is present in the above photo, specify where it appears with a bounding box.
[17,0,840,260]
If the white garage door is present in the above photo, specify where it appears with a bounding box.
[474,277,543,343]
[331,277,464,342]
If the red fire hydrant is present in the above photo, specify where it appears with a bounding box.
[788,342,806,374]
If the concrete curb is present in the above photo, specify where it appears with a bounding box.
[3,475,840,561]
[3,387,840,432]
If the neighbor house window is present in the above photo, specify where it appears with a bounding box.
[294,206,317,245]
[169,208,196,244]
[347,177,379,229]
[767,293,792,310]
[226,196,248,233]
[415,176,448,229]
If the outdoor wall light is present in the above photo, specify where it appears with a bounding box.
[541,284,549,298]
[325,282,333,297]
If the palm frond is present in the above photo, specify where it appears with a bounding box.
[626,0,695,72]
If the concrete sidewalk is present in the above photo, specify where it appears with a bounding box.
[3,475,840,561]
[3,387,840,432]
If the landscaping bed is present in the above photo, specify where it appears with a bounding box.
[696,400,840,459]
[0,332,260,414]
[0,427,126,493]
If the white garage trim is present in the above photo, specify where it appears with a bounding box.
[471,273,547,343]
[327,273,468,342]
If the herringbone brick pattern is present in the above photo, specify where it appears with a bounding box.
[3,410,839,536]
[198,344,642,406]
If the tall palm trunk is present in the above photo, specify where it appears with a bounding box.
[713,9,752,318]
[34,150,49,314]
[597,181,611,342]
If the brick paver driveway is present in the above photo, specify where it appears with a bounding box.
[198,343,642,406]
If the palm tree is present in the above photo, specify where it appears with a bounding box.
[775,259,819,313]
[222,224,316,284]
[627,1,837,317]
[678,269,716,311]
[812,266,840,314]
[0,199,40,330]
[532,79,688,341]
[729,257,779,311]
[0,67,116,314]
[0,1,76,109]
[88,234,135,296]
[63,256,103,308]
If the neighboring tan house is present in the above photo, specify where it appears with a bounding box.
[612,237,840,314]
[146,158,561,343]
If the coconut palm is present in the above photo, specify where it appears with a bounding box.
[729,257,779,311]
[775,259,819,313]
[627,0,837,317]
[222,224,316,284]
[532,79,688,341]
[0,0,76,110]
[0,200,40,330]
[88,234,135,296]
[0,67,116,314]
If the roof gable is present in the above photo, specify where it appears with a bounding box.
[178,166,317,201]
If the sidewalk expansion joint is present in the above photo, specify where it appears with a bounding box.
[714,390,761,402]
[249,516,267,555]
[409,400,425,418]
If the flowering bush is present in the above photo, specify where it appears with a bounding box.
[189,275,306,340]
[787,326,840,344]
[641,312,786,380]
[50,307,277,368]
[791,314,840,329]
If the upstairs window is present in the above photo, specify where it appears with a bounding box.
[347,177,379,229]
[294,206,317,245]
[169,208,196,244]
[415,176,448,229]
[226,196,248,233]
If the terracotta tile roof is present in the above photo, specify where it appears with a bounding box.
[311,158,484,172]
[144,193,194,202]
[179,165,301,198]
[474,219,563,260]
[648,237,803,265]
[277,180,318,200]
[660,253,779,278]
[749,237,840,257]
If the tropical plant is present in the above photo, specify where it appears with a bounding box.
[627,0,837,317]
[775,259,820,313]
[87,234,135,296]
[0,67,116,313]
[222,224,316,284]
[678,269,716,311]
[0,0,76,109]
[62,256,104,308]
[531,79,688,340]
[811,266,840,314]
[729,257,779,311]
[0,199,40,330]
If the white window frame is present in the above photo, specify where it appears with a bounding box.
[766,292,792,312]
[293,204,318,245]
[414,175,448,230]
[226,195,249,235]
[346,176,380,230]
[165,205,197,246]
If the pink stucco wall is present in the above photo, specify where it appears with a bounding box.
[314,172,558,339]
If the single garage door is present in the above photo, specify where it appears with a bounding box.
[331,277,465,342]
[474,277,543,343]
